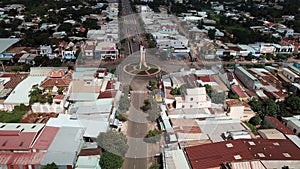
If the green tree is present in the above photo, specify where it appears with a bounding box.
[204,84,213,95]
[284,94,300,114]
[144,129,162,143]
[22,64,32,72]
[210,90,226,104]
[51,58,62,67]
[41,162,58,169]
[208,29,216,40]
[150,163,160,169]
[99,152,124,169]
[148,80,157,90]
[141,99,151,112]
[170,87,180,95]
[249,116,262,126]
[83,18,100,29]
[57,87,64,95]
[97,130,128,156]
[118,96,130,113]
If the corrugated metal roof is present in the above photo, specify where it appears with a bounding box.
[0,38,20,53]
[0,152,45,165]
[185,139,300,169]
[32,126,59,150]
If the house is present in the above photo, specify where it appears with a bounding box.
[0,122,84,169]
[263,116,293,135]
[94,42,118,60]
[62,50,76,60]
[231,85,248,101]
[175,87,211,109]
[257,129,287,139]
[40,68,71,94]
[282,67,300,83]
[281,38,300,54]
[185,139,300,169]
[282,115,300,137]
[162,149,191,169]
[234,66,261,91]
[225,100,245,120]
[39,45,52,56]
[197,119,248,143]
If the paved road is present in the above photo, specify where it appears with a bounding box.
[123,91,148,169]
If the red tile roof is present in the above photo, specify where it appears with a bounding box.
[282,37,300,47]
[199,76,212,82]
[0,132,38,150]
[49,69,65,78]
[98,90,117,99]
[0,152,46,165]
[40,78,71,88]
[264,116,293,135]
[4,73,28,89]
[231,85,247,98]
[32,126,59,150]
[53,94,65,100]
[185,139,300,169]
[226,100,243,107]
[106,80,115,90]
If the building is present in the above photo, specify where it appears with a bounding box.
[263,116,293,135]
[197,119,248,143]
[225,100,246,120]
[175,87,211,109]
[234,66,261,90]
[257,129,287,139]
[0,123,84,169]
[282,67,300,83]
[185,139,300,169]
[231,85,248,101]
[163,149,191,169]
[282,115,300,137]
[94,42,118,60]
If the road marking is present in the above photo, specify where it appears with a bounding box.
[131,91,148,94]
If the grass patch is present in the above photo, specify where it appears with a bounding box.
[244,122,257,132]
[147,68,159,74]
[125,65,135,72]
[0,111,26,123]
[137,71,148,75]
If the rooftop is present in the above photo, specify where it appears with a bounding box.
[197,119,246,143]
[42,126,84,165]
[4,75,46,105]
[264,116,293,135]
[257,129,286,139]
[32,126,59,150]
[185,139,300,169]
[236,66,258,81]
[164,149,191,169]
[0,38,20,53]
[0,123,44,150]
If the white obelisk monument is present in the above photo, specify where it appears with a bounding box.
[140,44,147,69]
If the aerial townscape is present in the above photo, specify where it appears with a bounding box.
[1,0,300,169]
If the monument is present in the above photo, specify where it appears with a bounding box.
[123,44,160,77]
[139,44,147,69]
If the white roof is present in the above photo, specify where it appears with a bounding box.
[186,87,206,95]
[76,155,101,169]
[164,149,191,169]
[0,123,44,132]
[0,38,20,53]
[42,126,84,165]
[197,119,245,143]
[286,134,300,149]
[4,75,46,105]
